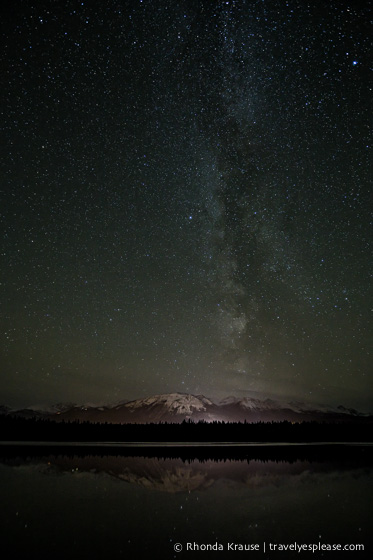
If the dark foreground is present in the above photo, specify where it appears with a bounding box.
[0,443,371,560]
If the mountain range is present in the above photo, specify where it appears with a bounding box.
[1,392,370,424]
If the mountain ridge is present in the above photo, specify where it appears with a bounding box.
[1,392,370,424]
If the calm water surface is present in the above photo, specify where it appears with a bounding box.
[0,445,371,559]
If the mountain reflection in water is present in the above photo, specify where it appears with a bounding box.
[0,447,371,559]
[2,446,372,493]
[35,454,373,494]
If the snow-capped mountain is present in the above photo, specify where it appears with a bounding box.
[1,392,370,424]
[112,393,216,423]
[123,393,213,414]
[217,396,367,423]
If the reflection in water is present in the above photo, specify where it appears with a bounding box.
[3,453,371,494]
[0,447,372,559]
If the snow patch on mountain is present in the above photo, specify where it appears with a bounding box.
[220,396,281,410]
[124,393,213,415]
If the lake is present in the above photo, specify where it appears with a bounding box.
[0,444,371,558]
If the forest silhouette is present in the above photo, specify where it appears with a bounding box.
[1,414,371,443]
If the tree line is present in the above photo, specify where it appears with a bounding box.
[0,414,372,442]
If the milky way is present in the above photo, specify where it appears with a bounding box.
[1,0,371,409]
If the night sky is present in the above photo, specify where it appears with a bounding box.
[1,0,371,410]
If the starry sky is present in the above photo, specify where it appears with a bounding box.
[1,0,372,410]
